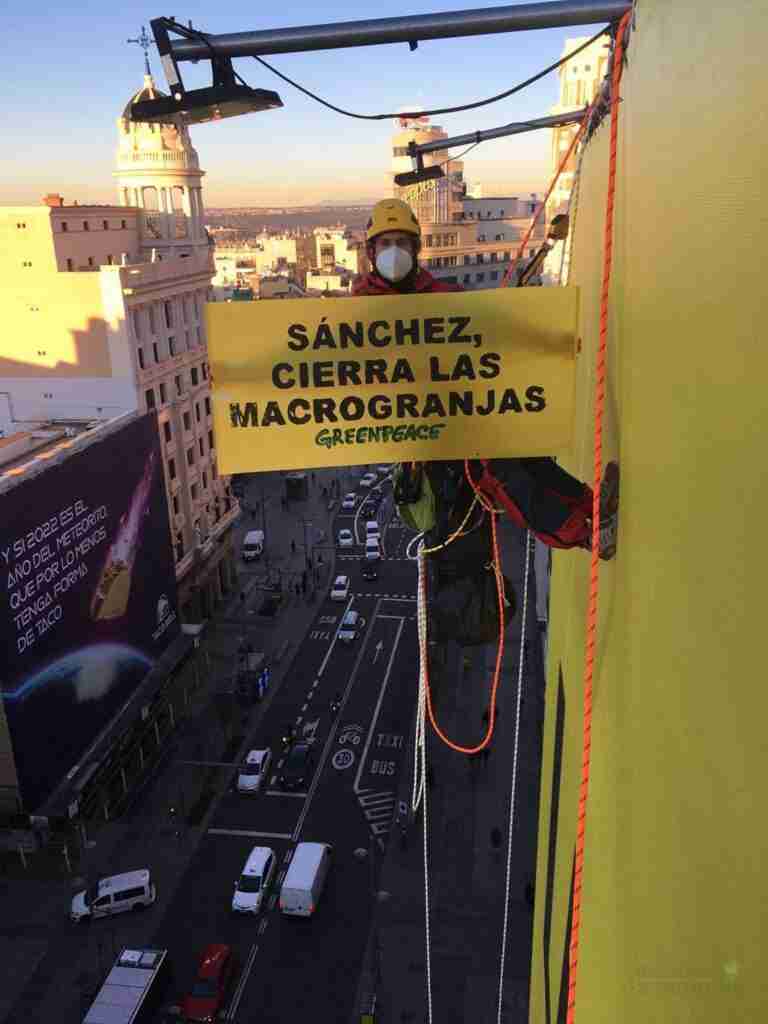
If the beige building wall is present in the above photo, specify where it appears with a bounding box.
[313,227,358,273]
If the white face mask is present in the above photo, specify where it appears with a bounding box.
[376,245,413,282]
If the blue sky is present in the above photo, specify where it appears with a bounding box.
[2,2,594,206]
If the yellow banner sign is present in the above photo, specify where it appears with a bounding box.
[207,286,579,472]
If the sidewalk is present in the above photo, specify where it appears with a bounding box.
[0,466,343,1024]
[355,518,546,1023]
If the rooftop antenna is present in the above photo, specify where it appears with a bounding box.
[127,25,155,76]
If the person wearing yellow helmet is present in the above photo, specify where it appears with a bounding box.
[352,198,461,296]
[350,198,620,560]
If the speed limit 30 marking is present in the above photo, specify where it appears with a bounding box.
[332,749,355,770]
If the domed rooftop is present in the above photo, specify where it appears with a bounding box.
[121,73,169,122]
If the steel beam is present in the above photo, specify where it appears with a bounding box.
[414,109,590,153]
[169,1,631,61]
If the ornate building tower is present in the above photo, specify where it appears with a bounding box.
[114,74,208,258]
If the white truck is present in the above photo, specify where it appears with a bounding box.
[279,842,333,916]
[242,529,265,562]
[82,947,171,1024]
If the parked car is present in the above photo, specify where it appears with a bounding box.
[71,870,156,922]
[181,944,236,1022]
[236,748,272,794]
[341,493,357,511]
[279,742,315,790]
[338,528,354,547]
[361,561,379,581]
[330,575,350,601]
[359,473,377,489]
[232,846,276,914]
[338,610,360,643]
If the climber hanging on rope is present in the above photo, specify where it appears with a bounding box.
[351,198,620,644]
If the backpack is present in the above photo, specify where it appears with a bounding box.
[393,462,437,533]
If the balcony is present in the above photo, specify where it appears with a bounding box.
[121,249,213,293]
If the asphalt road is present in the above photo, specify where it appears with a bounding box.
[151,481,421,1021]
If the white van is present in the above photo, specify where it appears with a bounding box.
[365,520,380,541]
[279,842,333,917]
[242,530,265,562]
[71,869,156,922]
[232,846,276,914]
[365,537,381,561]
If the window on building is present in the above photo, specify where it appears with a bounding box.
[185,330,191,351]
[208,429,214,450]
[148,306,156,333]
[193,293,200,318]
[490,252,498,262]
[137,347,145,369]
[172,493,179,515]
[153,342,160,363]
[500,210,505,216]
[199,438,204,457]
[121,219,127,229]
[66,258,73,271]
[504,251,511,261]
[463,274,471,283]
[160,382,168,404]
[164,301,174,328]
[195,402,201,423]
[202,362,208,380]
[204,397,211,416]
[186,447,194,466]
[494,234,503,241]
[181,296,189,323]
[168,336,176,357]
[424,235,433,248]
[183,411,191,431]
[197,326,203,346]
[83,221,89,231]
[202,470,208,490]
[191,366,199,386]
[145,388,155,409]
[87,256,94,267]
[107,254,113,265]
[491,271,499,281]
[529,249,536,257]
[61,221,68,232]
[463,255,471,265]
[212,463,217,480]
[131,310,142,338]
[103,220,108,230]
[175,375,183,396]
[191,484,198,501]
[478,234,486,242]
[168,458,176,480]
[174,532,184,562]
[163,421,172,443]
[476,272,485,282]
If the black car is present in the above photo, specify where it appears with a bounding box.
[361,561,378,581]
[279,742,314,790]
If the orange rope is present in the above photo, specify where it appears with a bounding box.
[566,13,631,1023]
[501,87,604,287]
[422,463,506,753]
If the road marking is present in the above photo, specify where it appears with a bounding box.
[208,829,293,839]
[301,702,308,711]
[268,894,277,912]
[332,749,355,770]
[277,869,286,885]
[259,916,269,933]
[283,849,293,864]
[226,943,257,1020]
[354,616,405,796]
[266,790,307,799]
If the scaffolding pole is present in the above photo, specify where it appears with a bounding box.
[167,1,632,61]
[413,109,589,154]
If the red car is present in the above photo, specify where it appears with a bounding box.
[182,944,235,1022]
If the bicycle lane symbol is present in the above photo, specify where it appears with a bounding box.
[333,724,364,771]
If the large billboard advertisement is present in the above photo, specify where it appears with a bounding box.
[0,413,180,811]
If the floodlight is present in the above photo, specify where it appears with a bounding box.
[132,82,282,125]
[394,141,445,187]
[394,165,445,187]
[130,17,283,126]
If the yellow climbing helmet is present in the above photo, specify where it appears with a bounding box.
[365,199,421,245]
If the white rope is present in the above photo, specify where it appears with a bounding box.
[413,541,434,1022]
[559,135,585,287]
[495,530,533,1023]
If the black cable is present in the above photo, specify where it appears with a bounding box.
[165,19,609,122]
